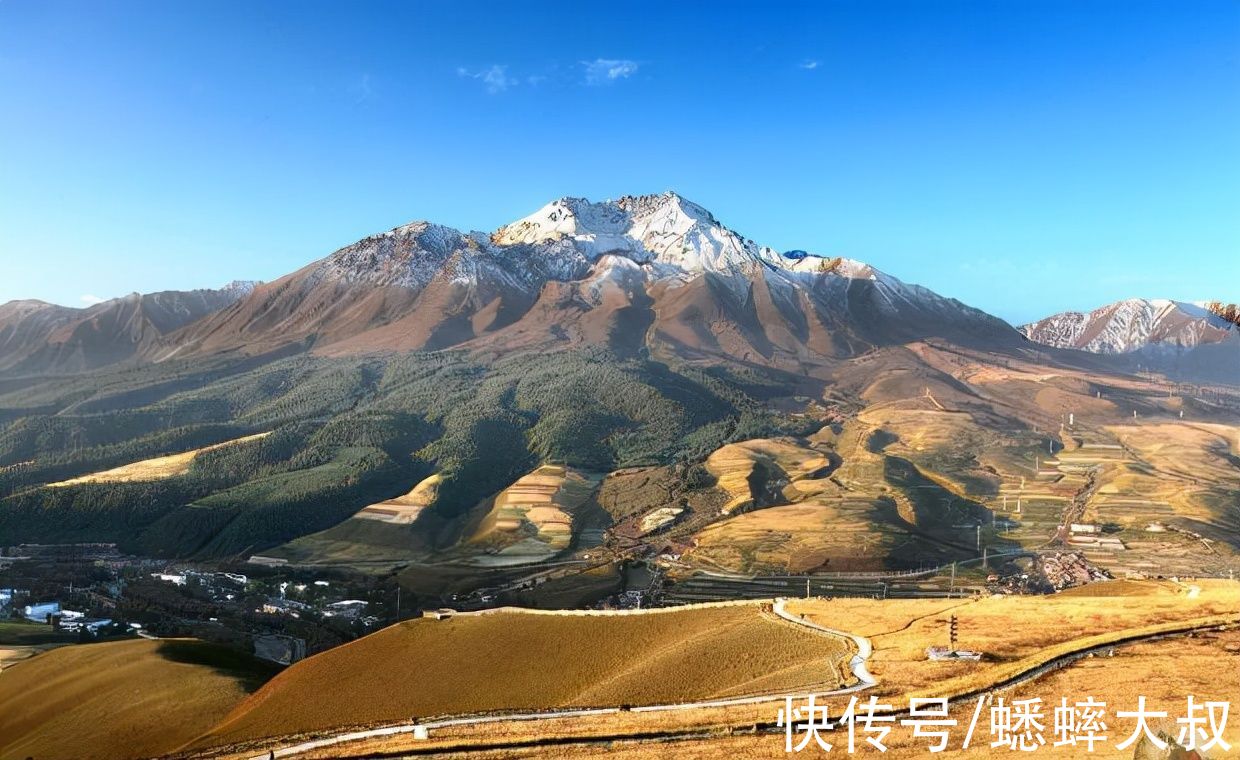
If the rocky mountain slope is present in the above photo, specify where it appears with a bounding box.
[0,281,257,374]
[1021,298,1237,354]
[161,193,1021,367]
[1,195,1237,578]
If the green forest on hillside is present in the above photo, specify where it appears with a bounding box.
[0,348,814,558]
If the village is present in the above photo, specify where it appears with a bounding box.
[0,543,391,666]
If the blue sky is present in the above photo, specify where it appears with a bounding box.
[1,1,1237,324]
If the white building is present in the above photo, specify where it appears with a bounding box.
[22,601,60,622]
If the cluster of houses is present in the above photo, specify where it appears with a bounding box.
[14,600,122,636]
[258,595,374,622]
[150,569,250,602]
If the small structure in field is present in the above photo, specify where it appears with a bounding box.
[927,613,983,661]
[926,645,983,661]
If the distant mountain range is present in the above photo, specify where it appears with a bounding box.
[0,194,1235,379]
[1021,298,1239,354]
[1,193,1021,375]
[1,192,1236,570]
[0,281,256,374]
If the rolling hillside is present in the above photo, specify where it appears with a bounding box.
[191,603,852,750]
[0,638,276,760]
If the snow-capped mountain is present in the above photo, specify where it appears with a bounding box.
[0,193,1024,375]
[163,192,1019,365]
[1021,298,1237,354]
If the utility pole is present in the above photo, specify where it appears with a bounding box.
[976,524,982,552]
[806,577,811,599]
[395,586,401,620]
[949,562,957,596]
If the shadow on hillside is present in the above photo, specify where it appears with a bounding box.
[155,639,280,692]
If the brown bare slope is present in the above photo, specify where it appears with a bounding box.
[144,195,1026,370]
[0,284,253,374]
[0,638,275,760]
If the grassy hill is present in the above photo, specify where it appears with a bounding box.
[0,638,276,760]
[193,603,852,750]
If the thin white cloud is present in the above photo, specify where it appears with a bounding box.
[799,59,820,70]
[457,65,517,94]
[582,58,638,85]
[80,294,105,305]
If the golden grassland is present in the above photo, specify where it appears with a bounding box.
[451,628,1240,760]
[690,500,932,574]
[1098,422,1240,524]
[250,581,1240,760]
[523,629,1240,760]
[786,579,1240,701]
[704,438,835,514]
[0,620,78,671]
[46,432,271,487]
[190,603,853,751]
[0,638,275,760]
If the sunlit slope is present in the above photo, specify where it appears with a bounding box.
[704,438,837,514]
[465,464,604,564]
[270,472,447,567]
[683,431,988,574]
[691,499,965,574]
[46,431,270,486]
[787,579,1240,703]
[0,638,275,760]
[271,465,608,569]
[220,580,1240,760]
[194,603,852,749]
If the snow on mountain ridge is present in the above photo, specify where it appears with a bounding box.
[308,192,934,317]
[1022,297,1236,354]
[491,192,783,274]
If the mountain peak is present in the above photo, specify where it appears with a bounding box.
[1022,297,1237,354]
[494,191,789,275]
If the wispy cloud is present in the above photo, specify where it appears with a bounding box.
[457,65,517,94]
[799,59,820,70]
[582,58,639,85]
[80,294,105,305]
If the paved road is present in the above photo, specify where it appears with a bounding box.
[246,598,874,759]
